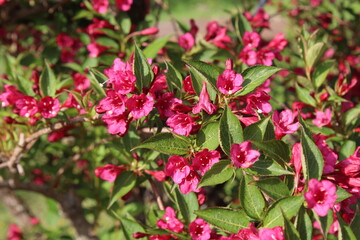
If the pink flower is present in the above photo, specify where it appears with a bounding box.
[156,207,184,233]
[230,141,260,168]
[166,113,195,136]
[92,0,109,14]
[87,42,108,57]
[139,27,159,36]
[290,143,303,190]
[217,59,243,95]
[192,82,217,115]
[258,226,284,240]
[14,96,38,118]
[305,179,337,216]
[189,218,212,240]
[256,48,275,66]
[155,93,182,118]
[94,164,125,183]
[102,113,129,136]
[267,33,288,52]
[149,235,170,240]
[336,147,360,189]
[145,170,166,182]
[240,91,272,115]
[104,58,136,94]
[312,108,332,127]
[126,93,154,119]
[178,32,195,51]
[73,73,90,90]
[244,9,269,28]
[7,224,22,240]
[165,155,191,184]
[192,149,220,175]
[60,49,75,63]
[205,21,231,49]
[183,75,196,94]
[115,0,133,11]
[179,170,201,194]
[38,96,60,119]
[310,0,322,7]
[236,223,259,240]
[272,109,300,140]
[56,33,73,48]
[96,90,127,116]
[243,31,260,48]
[314,134,337,174]
[30,217,40,226]
[239,47,257,66]
[0,85,25,107]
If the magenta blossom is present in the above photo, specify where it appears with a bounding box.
[115,0,133,11]
[189,218,212,240]
[192,149,220,175]
[178,32,195,51]
[92,0,109,14]
[94,164,125,183]
[305,179,337,216]
[104,58,136,94]
[165,155,191,184]
[314,134,337,174]
[272,109,300,140]
[312,108,332,127]
[243,31,260,48]
[336,147,360,190]
[102,113,129,136]
[154,93,182,118]
[87,42,108,57]
[239,47,257,66]
[192,82,217,115]
[14,96,38,118]
[156,207,184,233]
[166,113,195,136]
[7,224,22,240]
[38,96,60,119]
[126,93,154,119]
[204,21,231,49]
[179,170,201,194]
[73,73,90,90]
[183,75,196,94]
[217,59,243,95]
[240,91,272,115]
[230,141,260,168]
[0,85,25,107]
[259,226,284,240]
[95,90,127,117]
[56,33,73,48]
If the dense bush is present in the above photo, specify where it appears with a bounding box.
[0,0,359,239]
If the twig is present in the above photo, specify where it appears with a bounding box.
[149,178,165,211]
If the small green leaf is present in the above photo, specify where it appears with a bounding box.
[144,35,171,59]
[119,217,145,240]
[313,60,335,88]
[296,84,316,107]
[300,125,324,180]
[195,208,251,233]
[132,133,190,155]
[339,140,356,161]
[63,62,84,73]
[198,160,234,188]
[251,140,290,165]
[108,171,137,209]
[17,75,35,96]
[219,105,243,156]
[88,68,106,98]
[245,158,294,176]
[174,187,199,224]
[232,11,252,41]
[239,173,266,220]
[134,43,154,92]
[95,37,119,49]
[244,117,274,142]
[39,59,57,97]
[296,207,313,240]
[164,61,183,94]
[234,66,281,97]
[350,203,360,237]
[306,42,326,72]
[337,213,357,240]
[196,122,220,150]
[283,209,301,240]
[336,187,352,203]
[263,196,304,228]
[255,177,290,201]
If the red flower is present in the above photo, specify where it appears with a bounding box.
[126,93,154,119]
[166,113,195,136]
[38,96,60,119]
[230,141,260,168]
[94,164,125,183]
[189,218,212,240]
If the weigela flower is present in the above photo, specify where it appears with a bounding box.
[92,0,109,14]
[336,147,360,189]
[60,49,75,63]
[272,109,300,140]
[115,0,133,11]
[192,149,220,175]
[240,91,272,115]
[178,32,195,51]
[102,113,129,136]
[166,113,195,136]
[290,143,303,191]
[165,155,191,184]
[204,21,231,49]
[7,224,22,240]
[87,42,108,57]
[267,33,288,52]
[149,235,170,240]
[56,33,73,48]
[192,82,217,115]
[314,134,337,174]
[156,207,184,233]
[239,46,257,66]
[258,226,284,240]
[155,93,182,118]
[244,9,270,28]
[14,96,38,118]
[73,73,90,91]
[126,93,154,119]
[94,164,125,183]
[179,170,201,194]
[305,179,337,216]
[38,96,60,119]
[0,85,24,107]
[217,59,243,95]
[96,90,127,117]
[243,31,260,48]
[149,73,168,99]
[312,108,332,127]
[85,18,113,37]
[230,141,260,168]
[105,58,136,94]
[189,218,212,240]
[183,75,196,94]
[256,48,275,66]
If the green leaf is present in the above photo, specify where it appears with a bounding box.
[343,104,360,130]
[174,188,199,224]
[195,208,250,233]
[16,75,35,96]
[219,105,243,156]
[234,65,281,97]
[255,177,290,201]
[198,160,234,188]
[337,213,357,240]
[164,61,183,94]
[108,171,137,209]
[196,122,220,150]
[132,133,190,155]
[306,42,326,72]
[296,84,316,107]
[88,68,107,98]
[336,187,352,203]
[245,158,294,176]
[184,60,221,101]
[252,140,291,165]
[95,37,119,49]
[119,217,145,240]
[350,203,360,237]
[296,207,312,240]
[313,209,333,238]
[244,117,273,142]
[300,125,324,180]
[39,59,57,97]
[144,35,171,59]
[263,196,304,228]
[283,209,301,240]
[339,140,356,161]
[239,173,266,220]
[232,11,252,41]
[63,62,84,73]
[313,60,335,88]
[134,44,154,92]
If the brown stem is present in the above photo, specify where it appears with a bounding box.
[149,178,165,211]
